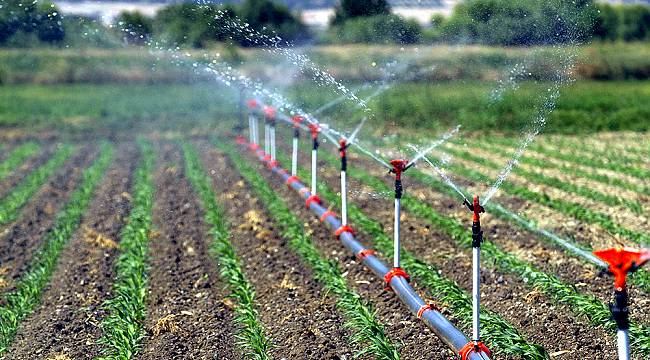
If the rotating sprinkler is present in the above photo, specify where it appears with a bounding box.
[593,247,650,360]
[386,158,414,287]
[247,99,260,149]
[264,106,277,161]
[461,195,492,360]
[291,115,303,177]
[333,118,366,226]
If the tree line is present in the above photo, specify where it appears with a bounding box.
[2,0,650,47]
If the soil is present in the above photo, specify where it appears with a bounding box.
[138,143,239,360]
[0,146,96,299]
[200,142,362,359]
[0,144,56,199]
[5,143,135,359]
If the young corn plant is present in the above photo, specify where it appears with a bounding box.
[276,151,549,360]
[182,142,272,359]
[97,141,155,359]
[0,144,74,225]
[316,149,650,357]
[453,142,644,215]
[442,146,650,247]
[221,142,401,360]
[0,143,113,354]
[0,142,39,181]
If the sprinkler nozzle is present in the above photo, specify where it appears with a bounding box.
[308,124,320,140]
[594,247,650,290]
[464,196,485,222]
[247,99,259,109]
[292,115,303,128]
[263,106,276,120]
[389,159,410,179]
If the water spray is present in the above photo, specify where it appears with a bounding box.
[247,99,260,149]
[236,85,245,136]
[308,123,320,195]
[593,247,650,360]
[461,196,492,360]
[291,115,303,177]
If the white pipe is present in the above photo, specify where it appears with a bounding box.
[617,329,630,360]
[472,247,481,342]
[270,126,276,160]
[341,170,347,225]
[264,123,270,154]
[292,136,298,176]
[253,117,259,145]
[394,198,401,268]
[311,149,317,195]
[248,116,253,143]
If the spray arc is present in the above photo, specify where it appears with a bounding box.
[461,196,492,360]
[594,247,650,360]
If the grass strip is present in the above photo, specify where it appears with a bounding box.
[315,148,650,357]
[481,139,649,199]
[0,143,113,354]
[0,142,39,181]
[0,144,74,225]
[453,142,644,215]
[484,136,650,181]
[97,141,155,359]
[443,146,650,247]
[221,141,401,360]
[182,142,272,359]
[275,152,548,359]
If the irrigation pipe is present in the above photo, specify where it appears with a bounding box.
[238,139,490,360]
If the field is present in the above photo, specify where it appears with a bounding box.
[0,44,648,360]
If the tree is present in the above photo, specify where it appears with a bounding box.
[0,0,64,45]
[593,3,621,41]
[332,0,391,25]
[621,5,650,41]
[116,11,153,44]
[238,0,309,45]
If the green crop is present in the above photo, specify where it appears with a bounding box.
[182,142,272,360]
[0,143,113,354]
[0,143,39,181]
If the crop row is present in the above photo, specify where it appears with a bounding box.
[182,142,272,359]
[220,142,401,360]
[0,144,74,226]
[314,149,650,357]
[0,142,39,181]
[450,142,644,215]
[484,136,650,181]
[545,137,647,166]
[0,143,114,354]
[97,141,155,359]
[443,146,650,247]
[275,151,548,359]
[480,140,649,198]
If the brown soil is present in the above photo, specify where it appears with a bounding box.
[237,145,460,360]
[200,143,361,359]
[0,146,96,298]
[138,143,239,360]
[5,143,135,359]
[0,144,55,199]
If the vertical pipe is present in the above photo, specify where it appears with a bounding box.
[617,330,630,360]
[248,116,254,143]
[292,136,298,176]
[252,116,259,145]
[311,148,317,195]
[472,247,480,342]
[270,125,276,161]
[394,197,401,268]
[341,170,347,225]
[264,122,270,154]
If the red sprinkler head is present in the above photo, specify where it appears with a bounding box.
[263,106,276,119]
[292,115,303,128]
[308,123,320,140]
[390,159,409,180]
[247,99,259,109]
[594,247,650,290]
[463,195,485,222]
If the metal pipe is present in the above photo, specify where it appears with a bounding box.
[341,170,347,225]
[264,122,270,154]
[292,136,299,177]
[311,148,317,195]
[270,125,276,161]
[472,247,480,342]
[394,197,401,268]
[244,141,488,360]
[618,329,630,360]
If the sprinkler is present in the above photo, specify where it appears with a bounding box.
[593,247,650,360]
[247,99,260,148]
[308,123,320,195]
[461,195,492,360]
[333,118,366,226]
[388,159,414,273]
[291,115,303,177]
[264,106,277,160]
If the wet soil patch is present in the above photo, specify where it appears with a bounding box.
[138,143,238,360]
[5,142,135,359]
[0,145,96,299]
[201,143,360,359]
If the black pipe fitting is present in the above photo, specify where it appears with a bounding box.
[395,179,403,199]
[611,288,630,330]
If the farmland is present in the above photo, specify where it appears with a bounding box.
[0,43,648,360]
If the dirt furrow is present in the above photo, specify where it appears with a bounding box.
[0,146,95,298]
[138,143,238,359]
[0,144,54,201]
[5,143,135,359]
[202,143,361,359]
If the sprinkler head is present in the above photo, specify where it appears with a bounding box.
[463,195,485,222]
[594,247,650,290]
[389,159,409,178]
[339,138,348,150]
[263,106,276,120]
[292,115,303,128]
[308,124,320,139]
[247,99,259,109]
